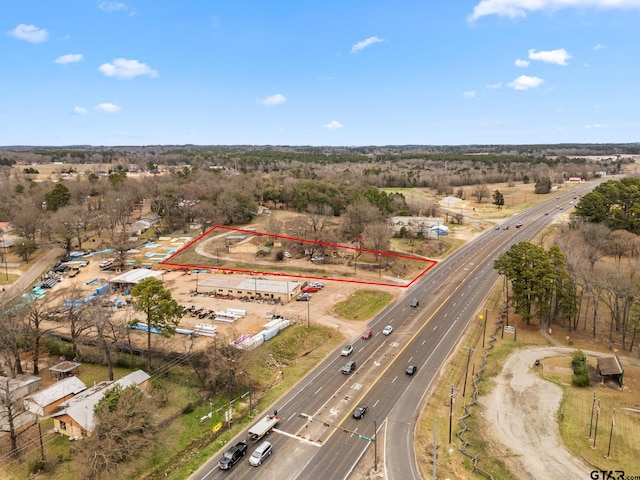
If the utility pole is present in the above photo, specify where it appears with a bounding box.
[462,347,476,397]
[374,419,377,472]
[433,419,437,479]
[307,297,310,329]
[448,386,457,443]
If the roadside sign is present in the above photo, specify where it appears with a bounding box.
[504,325,515,334]
[212,422,223,433]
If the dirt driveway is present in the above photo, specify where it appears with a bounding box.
[480,347,592,480]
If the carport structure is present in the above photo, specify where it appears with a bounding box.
[597,355,624,388]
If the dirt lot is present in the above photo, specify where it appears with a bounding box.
[480,347,592,479]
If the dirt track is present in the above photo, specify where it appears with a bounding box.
[480,347,592,480]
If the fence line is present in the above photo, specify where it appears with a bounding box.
[455,309,507,479]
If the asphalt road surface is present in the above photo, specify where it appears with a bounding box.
[190,184,599,480]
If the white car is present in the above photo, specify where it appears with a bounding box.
[382,325,393,336]
[283,251,292,258]
[341,345,353,356]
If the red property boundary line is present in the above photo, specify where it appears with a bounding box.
[160,225,438,288]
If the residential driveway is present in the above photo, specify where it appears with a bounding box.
[3,247,64,302]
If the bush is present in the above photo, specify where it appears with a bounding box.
[44,338,74,360]
[571,349,590,387]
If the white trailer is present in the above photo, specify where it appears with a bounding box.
[247,412,279,442]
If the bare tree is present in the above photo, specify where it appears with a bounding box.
[189,333,253,397]
[361,221,393,253]
[472,184,490,203]
[341,197,381,238]
[89,304,127,381]
[51,284,94,358]
[22,297,57,375]
[12,203,44,243]
[0,377,28,458]
[0,298,25,377]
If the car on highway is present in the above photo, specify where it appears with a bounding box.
[502,225,509,230]
[382,325,393,336]
[352,404,368,419]
[340,345,353,356]
[361,329,373,339]
[495,225,501,230]
[410,298,419,308]
[406,365,417,375]
[249,441,272,467]
[341,360,356,374]
[515,222,523,228]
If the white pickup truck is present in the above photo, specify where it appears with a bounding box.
[99,259,114,269]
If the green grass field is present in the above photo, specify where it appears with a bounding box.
[332,290,394,321]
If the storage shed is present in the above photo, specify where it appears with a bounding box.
[597,355,624,388]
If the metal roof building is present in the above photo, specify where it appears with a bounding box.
[108,268,163,290]
[197,275,301,303]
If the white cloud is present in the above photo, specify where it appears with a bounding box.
[469,0,640,21]
[486,82,502,89]
[55,54,83,65]
[259,93,287,106]
[98,58,159,79]
[351,36,384,53]
[7,24,48,43]
[515,59,530,67]
[323,120,343,130]
[73,106,88,115]
[508,75,544,90]
[95,103,122,113]
[528,48,571,65]
[585,123,607,129]
[463,91,477,98]
[594,43,606,50]
[98,2,128,12]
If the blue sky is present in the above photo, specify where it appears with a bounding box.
[2,0,640,146]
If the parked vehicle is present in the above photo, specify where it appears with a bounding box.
[302,286,319,293]
[218,441,247,470]
[361,329,373,340]
[382,325,393,335]
[341,345,353,356]
[282,251,292,258]
[341,360,356,374]
[249,441,272,467]
[248,413,279,442]
[352,404,368,419]
[296,293,311,302]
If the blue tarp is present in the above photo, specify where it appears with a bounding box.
[129,322,164,335]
